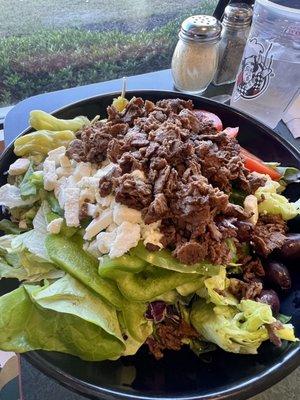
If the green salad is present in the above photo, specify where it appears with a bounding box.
[0,96,299,361]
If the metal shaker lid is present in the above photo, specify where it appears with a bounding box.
[179,15,222,43]
[223,3,253,27]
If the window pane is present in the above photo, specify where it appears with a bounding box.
[0,0,218,106]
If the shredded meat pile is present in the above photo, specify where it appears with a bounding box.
[251,214,287,257]
[146,317,199,360]
[228,214,288,301]
[66,97,286,265]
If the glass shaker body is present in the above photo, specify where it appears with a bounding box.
[172,39,219,94]
[213,24,250,85]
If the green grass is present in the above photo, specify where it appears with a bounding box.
[0,0,216,36]
[0,0,217,106]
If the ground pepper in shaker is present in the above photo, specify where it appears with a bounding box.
[171,15,222,94]
[213,3,252,86]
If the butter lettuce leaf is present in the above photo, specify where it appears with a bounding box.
[12,230,49,260]
[46,234,124,309]
[0,184,38,209]
[19,161,38,200]
[199,266,238,306]
[0,286,124,361]
[277,166,300,184]
[176,277,205,297]
[0,257,28,280]
[29,274,123,342]
[122,301,153,343]
[191,299,296,354]
[255,180,299,220]
[0,232,62,282]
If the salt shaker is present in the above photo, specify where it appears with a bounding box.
[171,15,222,94]
[213,3,252,86]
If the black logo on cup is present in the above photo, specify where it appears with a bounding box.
[234,38,275,100]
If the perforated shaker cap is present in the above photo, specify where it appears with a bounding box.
[223,3,253,28]
[179,15,222,43]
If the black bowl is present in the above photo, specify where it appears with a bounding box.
[1,90,300,400]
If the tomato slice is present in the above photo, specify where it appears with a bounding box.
[240,149,281,180]
[193,109,223,132]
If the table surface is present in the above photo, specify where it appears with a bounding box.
[2,69,299,400]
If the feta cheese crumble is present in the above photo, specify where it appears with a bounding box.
[8,158,30,176]
[64,188,80,227]
[109,222,141,258]
[84,209,113,240]
[43,160,57,191]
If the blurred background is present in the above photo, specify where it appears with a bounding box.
[0,0,219,108]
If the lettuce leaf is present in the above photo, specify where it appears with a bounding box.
[190,299,296,354]
[9,204,38,226]
[255,180,300,220]
[117,310,151,357]
[19,251,64,281]
[265,163,300,184]
[0,219,25,235]
[12,230,49,260]
[46,234,124,309]
[121,301,153,343]
[131,242,220,275]
[0,234,16,253]
[0,257,28,281]
[0,255,62,282]
[19,161,38,199]
[199,266,238,306]
[277,166,300,184]
[0,286,124,361]
[0,184,38,208]
[46,193,64,216]
[29,274,123,342]
[176,277,205,297]
[0,229,62,282]
[32,201,50,233]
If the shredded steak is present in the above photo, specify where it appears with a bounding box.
[115,173,152,210]
[229,278,263,300]
[66,97,278,265]
[146,318,199,360]
[252,215,287,257]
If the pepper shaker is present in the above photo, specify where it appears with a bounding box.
[171,15,222,94]
[213,3,253,86]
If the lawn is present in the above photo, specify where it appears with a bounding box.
[0,0,218,106]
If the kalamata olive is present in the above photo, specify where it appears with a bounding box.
[265,261,291,290]
[278,233,300,261]
[257,289,280,315]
